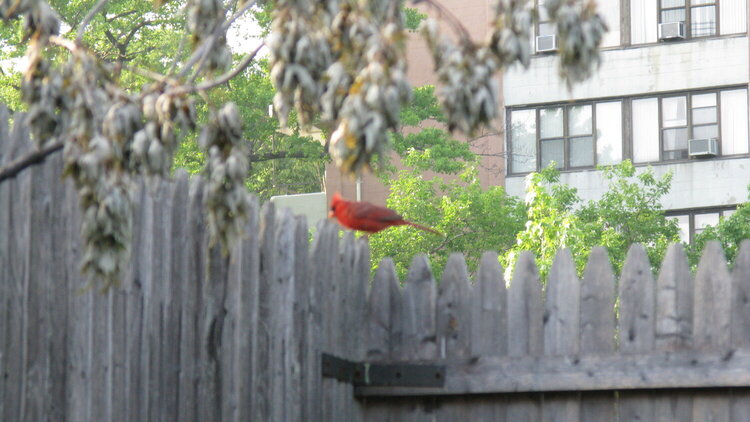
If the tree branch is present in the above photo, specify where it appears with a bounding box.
[0,140,64,183]
[77,0,110,43]
[168,42,264,95]
[105,9,138,23]
[249,149,327,163]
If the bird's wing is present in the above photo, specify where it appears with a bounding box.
[349,202,403,222]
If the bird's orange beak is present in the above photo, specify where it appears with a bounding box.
[328,210,334,219]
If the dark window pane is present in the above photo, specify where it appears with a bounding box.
[691,5,716,36]
[664,127,688,150]
[692,107,717,125]
[541,138,564,169]
[569,136,594,167]
[540,107,564,138]
[692,124,718,139]
[661,8,686,23]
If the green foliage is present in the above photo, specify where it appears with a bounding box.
[578,161,679,274]
[688,186,750,268]
[502,161,680,282]
[369,166,525,281]
[404,7,428,31]
[501,166,587,281]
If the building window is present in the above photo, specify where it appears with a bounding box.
[669,207,736,243]
[660,93,718,161]
[633,87,748,164]
[659,0,717,38]
[509,101,622,173]
[509,87,747,175]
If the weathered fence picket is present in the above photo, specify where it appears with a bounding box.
[5,111,750,422]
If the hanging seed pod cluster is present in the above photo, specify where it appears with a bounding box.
[270,0,608,174]
[199,102,251,252]
[187,0,232,72]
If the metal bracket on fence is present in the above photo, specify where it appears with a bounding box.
[321,353,445,388]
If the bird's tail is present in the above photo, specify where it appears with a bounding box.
[406,221,444,236]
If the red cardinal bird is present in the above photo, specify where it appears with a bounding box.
[328,193,442,235]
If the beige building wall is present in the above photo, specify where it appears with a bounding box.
[326,0,506,205]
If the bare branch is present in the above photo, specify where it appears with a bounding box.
[0,140,64,183]
[105,9,138,23]
[77,0,110,43]
[249,149,327,163]
[168,42,264,95]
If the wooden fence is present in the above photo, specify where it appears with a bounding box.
[3,107,750,421]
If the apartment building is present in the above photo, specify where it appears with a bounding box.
[504,0,750,243]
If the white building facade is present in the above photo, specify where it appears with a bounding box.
[504,0,749,242]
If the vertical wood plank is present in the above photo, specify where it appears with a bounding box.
[255,202,276,422]
[291,215,309,422]
[22,129,54,422]
[579,247,616,422]
[692,242,731,422]
[469,252,507,422]
[161,172,189,421]
[436,254,473,422]
[271,208,297,422]
[311,221,338,422]
[618,244,656,422]
[543,249,581,422]
[506,251,543,422]
[177,178,206,422]
[654,243,693,422]
[334,232,355,422]
[0,104,10,421]
[4,114,31,422]
[348,236,369,422]
[46,153,68,422]
[402,254,438,422]
[66,173,90,422]
[236,195,260,422]
[363,258,402,422]
[731,240,750,421]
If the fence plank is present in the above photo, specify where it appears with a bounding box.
[470,252,507,422]
[236,195,260,422]
[618,244,656,422]
[436,254,473,422]
[349,237,369,422]
[4,114,31,422]
[272,208,297,422]
[693,242,731,422]
[654,243,693,422]
[579,247,616,422]
[310,220,337,422]
[177,178,206,422]
[292,215,309,422]
[507,251,543,422]
[731,240,750,422]
[543,249,580,422]
[0,104,9,421]
[364,258,402,422]
[402,254,438,422]
[22,136,55,422]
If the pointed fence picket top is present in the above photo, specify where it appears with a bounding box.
[693,241,732,422]
[618,244,656,422]
[543,249,581,422]
[579,247,616,422]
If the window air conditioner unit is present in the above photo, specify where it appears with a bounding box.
[658,21,686,40]
[536,35,558,53]
[688,138,718,157]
